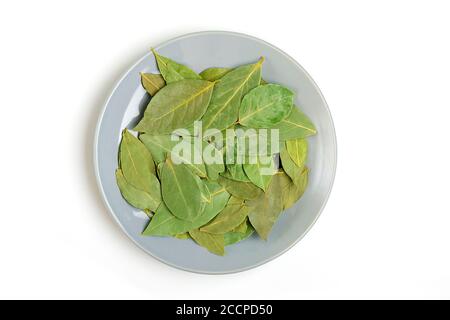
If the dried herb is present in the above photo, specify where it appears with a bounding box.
[152,49,201,83]
[279,168,309,210]
[286,138,307,168]
[161,157,204,222]
[217,176,262,200]
[140,134,207,178]
[200,67,232,81]
[200,196,249,234]
[201,58,263,132]
[224,224,254,246]
[134,79,214,134]
[243,155,276,191]
[272,107,317,141]
[239,84,294,128]
[141,73,165,96]
[189,229,225,256]
[247,173,285,240]
[118,130,161,210]
[115,169,160,212]
[115,51,318,255]
[142,183,229,237]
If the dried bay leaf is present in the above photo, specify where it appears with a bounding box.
[278,168,309,210]
[143,181,230,236]
[247,173,285,240]
[115,169,161,212]
[223,125,279,158]
[198,182,231,222]
[217,176,262,200]
[119,130,158,194]
[161,157,203,222]
[140,134,207,178]
[224,224,254,246]
[243,155,276,191]
[204,162,224,181]
[140,73,165,96]
[134,79,215,134]
[139,134,171,164]
[239,84,294,128]
[272,107,317,141]
[221,163,251,182]
[202,141,225,180]
[120,129,155,176]
[201,58,264,132]
[153,49,201,83]
[232,218,248,234]
[142,203,187,236]
[292,166,309,203]
[200,196,249,234]
[116,53,318,255]
[200,67,232,81]
[286,138,307,168]
[280,143,304,184]
[189,229,225,256]
[203,179,223,193]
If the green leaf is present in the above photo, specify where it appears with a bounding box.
[221,163,251,182]
[119,130,157,192]
[202,141,225,180]
[280,143,304,184]
[224,224,254,246]
[138,134,171,164]
[271,107,317,141]
[189,229,225,256]
[286,138,307,168]
[222,125,280,159]
[143,182,230,236]
[140,134,207,178]
[115,169,161,212]
[239,84,294,128]
[243,155,276,191]
[152,49,201,83]
[200,67,232,81]
[231,218,248,234]
[201,58,264,132]
[134,79,215,134]
[200,196,249,234]
[247,173,285,240]
[160,157,204,222]
[217,176,262,200]
[143,203,180,236]
[199,182,231,221]
[278,168,309,210]
[140,73,165,96]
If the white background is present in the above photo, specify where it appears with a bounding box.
[0,0,449,300]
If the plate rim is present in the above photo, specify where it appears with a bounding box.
[93,30,338,274]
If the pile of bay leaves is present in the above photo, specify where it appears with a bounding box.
[115,50,317,255]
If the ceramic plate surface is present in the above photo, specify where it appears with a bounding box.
[94,31,337,274]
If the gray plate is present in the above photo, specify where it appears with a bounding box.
[94,31,337,274]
